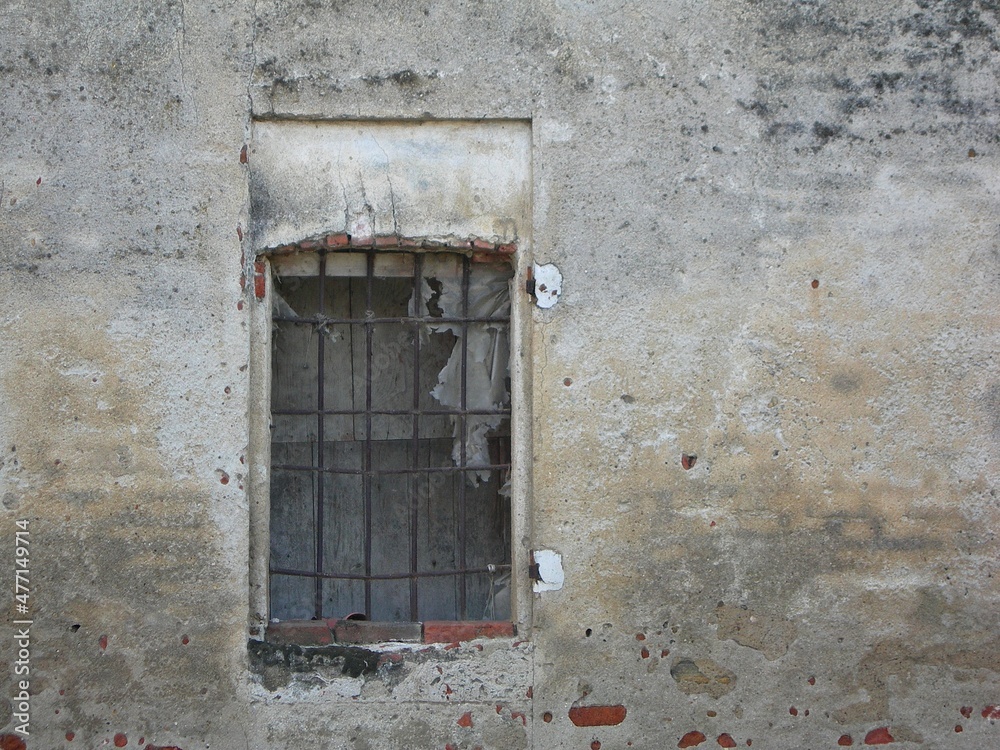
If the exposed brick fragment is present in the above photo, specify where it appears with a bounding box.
[510,711,527,726]
[497,243,517,255]
[678,731,706,748]
[457,712,473,728]
[863,727,893,745]
[423,620,514,643]
[983,705,1000,720]
[789,706,798,716]
[955,725,963,732]
[298,239,322,250]
[265,621,333,646]
[374,235,399,248]
[568,706,627,727]
[239,145,248,164]
[334,619,421,643]
[115,734,128,747]
[0,736,27,750]
[717,734,737,748]
[325,233,350,247]
[99,634,109,651]
[591,742,602,750]
[960,706,973,718]
[66,733,75,742]
[641,647,650,659]
[837,736,853,746]
[254,260,266,299]
[681,454,697,470]
[472,238,495,250]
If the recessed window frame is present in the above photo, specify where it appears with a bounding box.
[247,235,533,645]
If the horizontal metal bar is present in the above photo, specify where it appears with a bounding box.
[273,315,509,325]
[272,463,512,476]
[272,408,511,417]
[270,564,511,581]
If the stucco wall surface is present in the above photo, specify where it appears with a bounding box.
[2,0,999,748]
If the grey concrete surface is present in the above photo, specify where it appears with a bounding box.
[1,0,998,747]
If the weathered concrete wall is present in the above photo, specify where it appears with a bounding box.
[2,0,999,748]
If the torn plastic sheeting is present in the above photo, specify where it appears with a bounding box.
[424,264,511,483]
[271,288,343,344]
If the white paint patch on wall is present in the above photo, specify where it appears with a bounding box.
[533,549,564,592]
[533,263,562,309]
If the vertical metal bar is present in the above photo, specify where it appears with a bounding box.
[364,250,374,617]
[458,255,470,619]
[409,254,422,621]
[314,252,327,619]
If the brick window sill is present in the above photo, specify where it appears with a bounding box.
[265,619,515,647]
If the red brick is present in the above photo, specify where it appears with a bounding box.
[472,238,495,250]
[863,727,894,745]
[497,243,517,255]
[457,711,473,728]
[265,621,333,646]
[568,705,627,727]
[374,235,399,248]
[423,621,515,643]
[334,619,421,643]
[114,734,128,747]
[0,736,27,750]
[838,736,853,747]
[677,731,706,748]
[325,233,350,248]
[298,239,323,250]
[717,734,737,748]
[253,260,266,299]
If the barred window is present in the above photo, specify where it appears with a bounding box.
[268,248,513,623]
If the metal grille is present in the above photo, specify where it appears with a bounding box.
[268,249,513,622]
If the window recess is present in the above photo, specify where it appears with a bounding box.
[268,248,513,624]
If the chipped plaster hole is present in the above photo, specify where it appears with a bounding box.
[811,279,820,288]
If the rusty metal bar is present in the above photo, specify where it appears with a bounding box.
[273,463,512,475]
[314,251,327,619]
[457,254,470,619]
[273,314,509,325]
[273,407,510,417]
[410,253,422,620]
[363,249,374,617]
[271,564,511,581]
